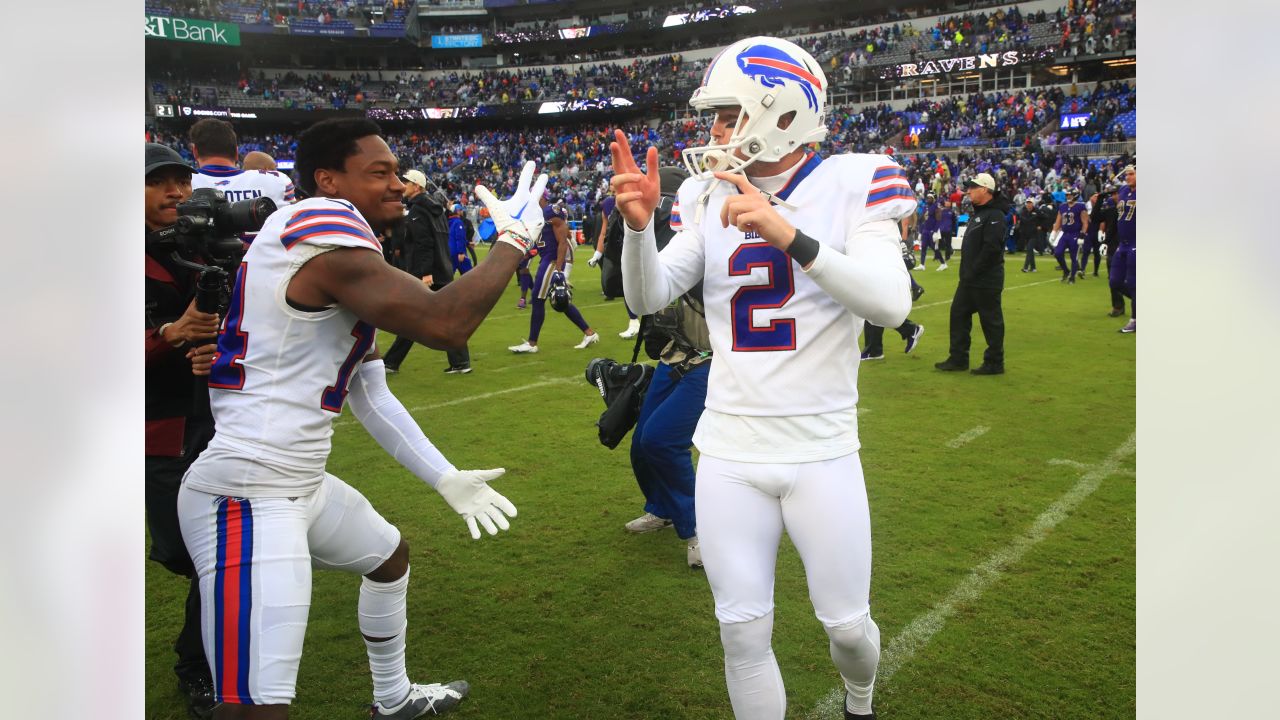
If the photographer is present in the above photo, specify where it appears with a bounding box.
[143,143,218,719]
[620,166,709,569]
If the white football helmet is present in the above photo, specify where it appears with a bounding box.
[682,36,829,179]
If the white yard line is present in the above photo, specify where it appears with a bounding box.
[334,376,578,427]
[914,278,1060,311]
[945,425,991,449]
[805,433,1136,719]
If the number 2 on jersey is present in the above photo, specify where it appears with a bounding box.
[729,242,796,352]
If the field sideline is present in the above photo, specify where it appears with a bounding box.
[146,245,1136,719]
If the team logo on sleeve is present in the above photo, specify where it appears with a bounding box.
[735,44,824,112]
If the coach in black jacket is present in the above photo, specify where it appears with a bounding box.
[384,170,472,373]
[937,172,1008,375]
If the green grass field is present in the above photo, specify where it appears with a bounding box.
[146,245,1136,719]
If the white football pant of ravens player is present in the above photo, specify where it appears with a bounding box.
[611,36,914,720]
[177,118,546,719]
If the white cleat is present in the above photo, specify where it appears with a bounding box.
[936,263,948,270]
[912,264,926,271]
[687,536,703,569]
[508,340,539,353]
[574,332,601,349]
[625,512,673,533]
[618,318,641,339]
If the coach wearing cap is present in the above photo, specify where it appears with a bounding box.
[936,172,1009,375]
[144,142,218,717]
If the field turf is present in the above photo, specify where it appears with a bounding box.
[147,245,1135,719]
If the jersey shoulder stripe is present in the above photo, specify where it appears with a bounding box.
[279,200,379,251]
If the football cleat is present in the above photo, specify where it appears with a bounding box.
[687,536,703,569]
[905,324,924,354]
[371,681,469,718]
[625,512,673,534]
[516,298,527,310]
[860,349,884,361]
[574,332,601,349]
[619,318,641,339]
[1119,319,1136,334]
[508,340,539,353]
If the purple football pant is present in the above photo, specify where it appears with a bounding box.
[1109,243,1135,298]
[1054,233,1079,276]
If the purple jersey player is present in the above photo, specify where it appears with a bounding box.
[1110,166,1136,332]
[915,195,938,269]
[1052,191,1089,283]
[508,201,599,353]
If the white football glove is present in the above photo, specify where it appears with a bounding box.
[587,250,603,267]
[475,161,548,256]
[436,468,518,540]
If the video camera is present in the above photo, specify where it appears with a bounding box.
[146,188,276,314]
[585,357,655,449]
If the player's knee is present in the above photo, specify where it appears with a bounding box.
[823,611,880,657]
[719,612,774,666]
[366,538,409,582]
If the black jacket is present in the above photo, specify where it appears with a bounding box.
[145,246,214,457]
[402,192,452,282]
[960,194,1010,289]
[1014,206,1044,242]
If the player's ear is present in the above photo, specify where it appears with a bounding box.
[776,111,796,130]
[314,168,339,196]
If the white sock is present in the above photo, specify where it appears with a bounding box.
[825,613,880,715]
[563,261,573,283]
[360,569,411,707]
[720,613,786,720]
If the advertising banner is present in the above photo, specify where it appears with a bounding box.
[145,14,241,46]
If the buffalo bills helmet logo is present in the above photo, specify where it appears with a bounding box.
[735,44,824,112]
[215,180,231,186]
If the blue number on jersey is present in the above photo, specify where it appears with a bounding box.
[209,262,249,389]
[728,242,796,352]
[321,321,376,412]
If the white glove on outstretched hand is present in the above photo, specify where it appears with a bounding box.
[587,250,603,267]
[476,160,548,256]
[436,468,518,540]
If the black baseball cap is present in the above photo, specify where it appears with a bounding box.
[146,142,194,177]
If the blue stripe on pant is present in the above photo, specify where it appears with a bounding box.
[629,362,708,539]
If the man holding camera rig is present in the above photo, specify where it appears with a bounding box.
[144,142,220,719]
[611,166,710,570]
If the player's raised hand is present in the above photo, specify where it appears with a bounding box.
[713,171,797,250]
[435,468,518,540]
[609,129,660,231]
[476,165,547,256]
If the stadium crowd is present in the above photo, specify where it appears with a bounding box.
[146,79,1134,223]
[148,0,1135,112]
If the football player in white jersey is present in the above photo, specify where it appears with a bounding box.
[177,118,548,719]
[611,36,915,720]
[189,118,296,210]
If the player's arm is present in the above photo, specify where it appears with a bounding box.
[804,219,911,329]
[610,129,702,314]
[1051,212,1063,233]
[347,350,516,540]
[712,171,909,328]
[899,217,910,241]
[553,218,570,271]
[292,244,523,350]
[1079,208,1090,234]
